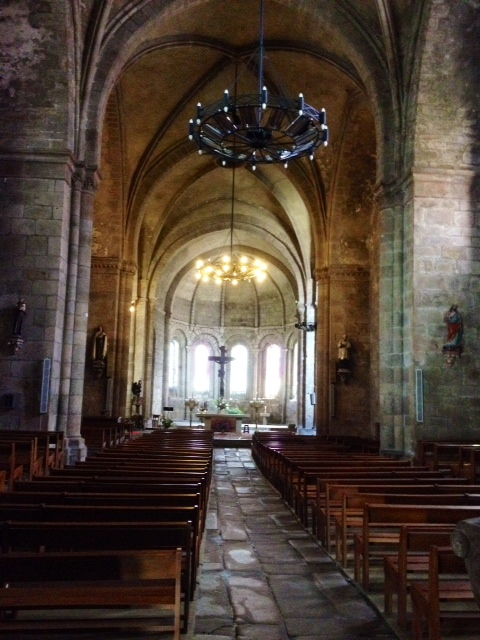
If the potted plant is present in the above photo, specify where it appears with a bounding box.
[161,416,174,429]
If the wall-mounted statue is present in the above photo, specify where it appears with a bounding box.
[92,326,108,362]
[91,326,108,378]
[442,305,463,365]
[443,304,463,348]
[337,334,351,361]
[336,334,352,383]
[8,298,26,354]
[13,299,26,335]
[132,380,142,399]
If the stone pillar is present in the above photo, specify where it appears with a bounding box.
[111,262,136,416]
[159,310,170,413]
[451,518,480,609]
[377,182,408,452]
[143,294,157,417]
[0,152,75,431]
[252,348,260,399]
[328,265,371,437]
[185,344,195,399]
[66,167,99,464]
[315,268,331,434]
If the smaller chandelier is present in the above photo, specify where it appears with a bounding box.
[195,161,267,285]
[196,254,267,286]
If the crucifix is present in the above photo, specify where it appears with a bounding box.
[209,346,234,399]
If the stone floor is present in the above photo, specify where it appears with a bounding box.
[10,446,477,640]
[190,447,401,640]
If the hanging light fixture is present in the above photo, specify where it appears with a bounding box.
[195,165,267,285]
[189,0,328,169]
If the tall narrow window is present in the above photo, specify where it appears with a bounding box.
[193,344,210,393]
[291,342,298,399]
[265,344,281,398]
[168,339,179,389]
[230,344,248,395]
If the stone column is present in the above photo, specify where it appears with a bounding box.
[328,265,371,437]
[377,180,410,453]
[66,167,99,464]
[451,518,480,609]
[57,167,85,436]
[143,294,157,416]
[159,310,170,412]
[111,261,136,416]
[315,268,331,434]
[251,348,259,399]
[0,152,75,431]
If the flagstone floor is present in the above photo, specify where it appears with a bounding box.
[190,447,401,640]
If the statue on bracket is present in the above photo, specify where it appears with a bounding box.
[442,305,463,366]
[8,298,26,354]
[336,334,352,383]
[92,326,108,377]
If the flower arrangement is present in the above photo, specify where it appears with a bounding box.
[161,416,174,429]
[215,398,228,411]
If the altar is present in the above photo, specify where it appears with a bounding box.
[197,412,248,433]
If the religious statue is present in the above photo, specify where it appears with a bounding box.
[8,298,26,354]
[92,326,108,361]
[208,346,234,399]
[12,299,26,335]
[337,334,351,361]
[443,305,463,349]
[132,380,142,398]
[336,333,352,383]
[442,304,463,365]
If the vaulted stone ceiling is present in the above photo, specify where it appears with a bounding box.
[90,0,413,327]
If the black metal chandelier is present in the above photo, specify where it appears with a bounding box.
[188,0,329,169]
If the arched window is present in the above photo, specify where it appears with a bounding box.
[193,343,211,393]
[291,342,298,400]
[168,339,180,389]
[230,344,248,395]
[265,344,281,398]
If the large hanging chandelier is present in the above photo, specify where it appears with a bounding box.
[195,166,267,286]
[188,0,328,169]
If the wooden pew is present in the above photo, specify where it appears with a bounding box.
[0,443,23,491]
[416,439,480,468]
[353,504,480,590]
[15,476,210,518]
[410,545,480,640]
[292,461,433,525]
[0,548,182,638]
[383,525,456,629]
[80,424,121,453]
[314,481,479,552]
[278,454,407,506]
[457,445,480,482]
[294,468,451,530]
[0,430,65,473]
[1,520,193,631]
[0,488,205,551]
[334,492,467,568]
[0,502,202,592]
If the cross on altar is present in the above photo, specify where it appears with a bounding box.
[209,346,234,399]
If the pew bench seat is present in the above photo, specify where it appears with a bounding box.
[410,545,480,640]
[383,525,455,629]
[0,549,182,638]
